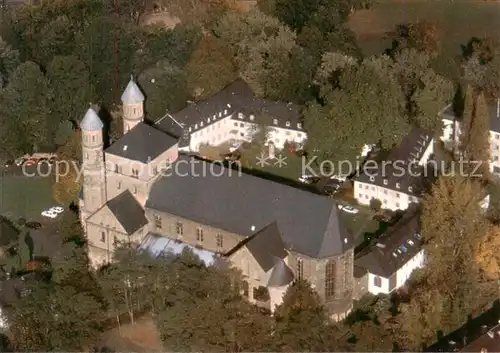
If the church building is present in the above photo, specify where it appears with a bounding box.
[78,77,355,320]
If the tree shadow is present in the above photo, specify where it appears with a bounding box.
[98,106,113,148]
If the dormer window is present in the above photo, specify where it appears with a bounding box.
[383,179,388,185]
[200,122,204,127]
[188,127,192,132]
[195,124,198,129]
[396,182,400,189]
[207,118,210,123]
[250,115,255,121]
[369,176,375,182]
[408,186,413,192]
[273,119,278,125]
[224,109,227,115]
[297,123,302,129]
[285,121,290,127]
[218,112,222,117]
[238,113,243,119]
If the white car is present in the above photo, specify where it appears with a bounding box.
[41,210,58,219]
[229,142,241,153]
[50,206,64,214]
[338,205,359,214]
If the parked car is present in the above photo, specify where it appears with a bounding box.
[41,210,57,219]
[25,221,42,229]
[4,159,13,167]
[338,205,359,214]
[323,184,340,195]
[24,159,37,167]
[50,206,64,214]
[14,157,25,166]
[299,175,321,184]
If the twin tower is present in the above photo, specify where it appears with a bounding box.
[78,77,146,222]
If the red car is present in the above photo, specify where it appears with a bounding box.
[24,159,37,167]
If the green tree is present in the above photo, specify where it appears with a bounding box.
[55,120,74,146]
[47,55,94,127]
[418,176,489,339]
[0,61,53,152]
[185,35,237,100]
[108,0,154,25]
[465,92,490,178]
[159,0,233,29]
[138,62,190,121]
[0,36,20,86]
[76,16,139,107]
[273,280,343,351]
[143,24,202,69]
[305,56,409,165]
[155,250,273,351]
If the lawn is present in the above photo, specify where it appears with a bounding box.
[0,175,55,220]
[340,209,380,247]
[349,0,500,79]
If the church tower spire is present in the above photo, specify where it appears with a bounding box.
[80,108,106,219]
[121,75,145,134]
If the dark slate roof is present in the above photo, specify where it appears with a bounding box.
[105,122,178,163]
[169,78,303,134]
[155,114,190,148]
[354,127,434,196]
[243,222,287,272]
[459,324,500,352]
[146,156,353,259]
[106,190,148,235]
[355,211,422,277]
[268,257,294,287]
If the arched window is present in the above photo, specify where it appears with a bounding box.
[325,259,336,299]
[297,258,303,280]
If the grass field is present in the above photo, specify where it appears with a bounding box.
[349,0,500,78]
[0,175,54,220]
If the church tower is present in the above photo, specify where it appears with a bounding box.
[80,108,106,220]
[121,75,145,133]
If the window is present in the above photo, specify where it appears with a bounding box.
[196,227,203,242]
[297,122,302,129]
[216,234,223,248]
[132,169,139,178]
[250,115,255,121]
[100,232,105,243]
[297,258,303,280]
[285,121,290,127]
[358,193,363,198]
[133,186,137,194]
[176,222,183,235]
[239,123,244,127]
[218,112,222,117]
[325,260,336,299]
[224,109,227,115]
[84,152,89,160]
[273,119,278,125]
[234,122,238,127]
[238,113,243,119]
[383,179,388,185]
[383,189,388,194]
[369,176,375,182]
[396,192,400,198]
[396,202,400,208]
[92,135,96,142]
[195,124,198,129]
[396,182,400,189]
[408,186,413,192]
[117,181,121,190]
[155,214,162,229]
[113,236,118,246]
[374,276,382,287]
[207,118,211,123]
[153,166,158,175]
[200,122,204,127]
